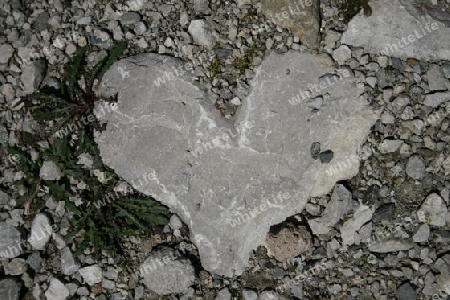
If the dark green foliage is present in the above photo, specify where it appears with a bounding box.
[339,0,370,23]
[12,41,170,261]
[207,58,222,80]
[233,44,260,73]
[21,42,127,138]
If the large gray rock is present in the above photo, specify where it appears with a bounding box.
[94,52,378,276]
[0,222,23,259]
[341,0,450,61]
[261,0,320,49]
[0,279,22,300]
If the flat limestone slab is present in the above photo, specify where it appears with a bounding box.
[94,52,379,277]
[341,0,450,61]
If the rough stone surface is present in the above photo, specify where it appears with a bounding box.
[194,0,209,13]
[332,45,352,65]
[424,65,450,91]
[379,139,402,154]
[139,247,196,295]
[28,213,52,250]
[308,184,353,236]
[188,20,216,49]
[260,291,279,300]
[413,224,430,243]
[45,278,69,300]
[417,193,448,227]
[169,214,183,230]
[0,279,22,300]
[0,190,9,206]
[39,160,63,180]
[266,225,311,262]
[0,44,14,64]
[60,247,80,275]
[95,52,378,276]
[4,258,27,275]
[341,0,450,61]
[120,12,141,25]
[406,155,425,180]
[215,288,231,300]
[340,205,374,246]
[261,0,320,49]
[396,282,417,300]
[20,59,46,94]
[372,203,395,223]
[0,222,22,259]
[242,290,258,300]
[368,239,414,253]
[78,265,103,285]
[424,92,450,108]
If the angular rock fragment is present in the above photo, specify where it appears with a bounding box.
[413,224,430,243]
[417,193,448,227]
[20,59,46,94]
[39,160,63,181]
[261,0,320,49]
[396,282,417,300]
[45,278,69,300]
[340,205,374,246]
[139,247,196,295]
[60,247,80,276]
[308,184,353,236]
[28,213,52,250]
[424,92,450,108]
[0,44,14,64]
[95,52,378,276]
[406,155,425,180]
[78,265,102,285]
[0,222,23,259]
[215,288,232,300]
[368,239,414,253]
[188,20,216,49]
[0,279,22,300]
[424,65,450,91]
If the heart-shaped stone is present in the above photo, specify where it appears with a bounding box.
[94,51,379,276]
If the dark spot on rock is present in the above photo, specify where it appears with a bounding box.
[310,142,321,159]
[372,203,396,223]
[362,185,380,206]
[319,150,333,163]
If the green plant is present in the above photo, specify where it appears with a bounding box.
[23,42,126,138]
[13,42,170,260]
[339,0,372,23]
[208,58,222,80]
[233,44,260,73]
